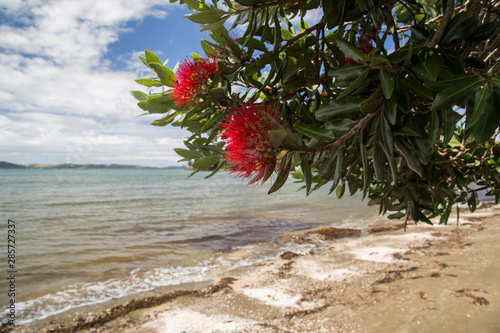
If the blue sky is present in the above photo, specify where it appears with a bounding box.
[0,0,212,167]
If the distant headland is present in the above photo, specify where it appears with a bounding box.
[0,161,185,170]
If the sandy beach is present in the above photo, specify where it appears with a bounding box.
[4,204,500,333]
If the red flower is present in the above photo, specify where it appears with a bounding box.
[220,102,285,184]
[172,57,217,107]
[344,36,374,64]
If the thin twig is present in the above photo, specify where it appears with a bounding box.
[278,23,325,53]
[288,112,378,154]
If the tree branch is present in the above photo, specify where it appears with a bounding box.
[427,0,455,48]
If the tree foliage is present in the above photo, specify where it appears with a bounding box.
[133,0,500,225]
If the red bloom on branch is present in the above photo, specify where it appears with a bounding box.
[220,102,285,184]
[344,36,375,64]
[172,57,217,107]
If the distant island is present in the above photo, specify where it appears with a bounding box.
[0,161,185,170]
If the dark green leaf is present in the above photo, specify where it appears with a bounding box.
[328,63,367,80]
[466,84,493,129]
[315,97,363,121]
[431,77,483,110]
[301,156,313,195]
[472,88,500,143]
[268,156,292,194]
[379,114,394,156]
[294,123,335,142]
[428,110,439,148]
[338,67,370,98]
[424,74,478,91]
[441,107,456,146]
[360,88,384,114]
[402,78,434,99]
[395,137,423,176]
[379,70,395,99]
[440,12,465,44]
[411,51,441,82]
[467,21,498,41]
[442,49,465,74]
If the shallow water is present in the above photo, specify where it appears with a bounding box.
[0,168,387,324]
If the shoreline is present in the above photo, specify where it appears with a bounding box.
[4,204,500,332]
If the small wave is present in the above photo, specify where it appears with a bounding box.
[14,262,216,325]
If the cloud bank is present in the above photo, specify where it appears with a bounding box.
[0,0,186,166]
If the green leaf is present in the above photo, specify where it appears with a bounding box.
[145,50,162,65]
[379,70,395,99]
[301,156,313,195]
[338,67,370,99]
[329,149,344,193]
[201,15,230,31]
[402,78,434,99]
[325,119,355,136]
[424,74,478,91]
[268,156,292,194]
[138,100,170,114]
[379,114,394,156]
[442,50,465,74]
[466,21,498,41]
[135,78,164,87]
[360,88,384,114]
[185,10,225,24]
[428,110,439,148]
[221,31,243,59]
[411,51,441,82]
[268,129,301,149]
[130,91,148,101]
[395,137,423,176]
[440,12,465,44]
[294,123,335,142]
[151,112,177,126]
[328,64,367,80]
[149,63,176,87]
[315,97,363,121]
[441,107,456,146]
[192,156,220,170]
[431,77,483,110]
[336,38,363,62]
[472,88,500,143]
[493,76,500,89]
[467,85,493,129]
[373,142,386,181]
[174,148,203,160]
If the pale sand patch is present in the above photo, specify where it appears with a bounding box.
[141,309,256,333]
[240,287,303,308]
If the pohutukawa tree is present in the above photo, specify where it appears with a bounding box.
[132,0,500,226]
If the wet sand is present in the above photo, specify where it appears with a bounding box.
[4,204,500,333]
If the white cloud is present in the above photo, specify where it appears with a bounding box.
[0,0,188,167]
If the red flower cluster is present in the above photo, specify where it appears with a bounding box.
[344,36,374,64]
[172,57,217,107]
[220,102,284,184]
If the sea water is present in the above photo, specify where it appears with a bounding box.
[0,168,387,324]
